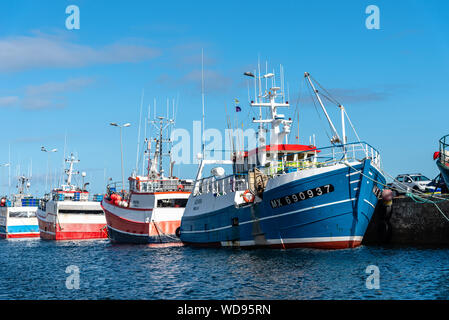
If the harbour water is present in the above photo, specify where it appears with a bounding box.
[1,240,449,300]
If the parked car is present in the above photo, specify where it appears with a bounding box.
[387,173,436,196]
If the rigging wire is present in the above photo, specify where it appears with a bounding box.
[307,74,361,144]
[343,162,449,222]
[289,80,303,144]
[305,77,332,143]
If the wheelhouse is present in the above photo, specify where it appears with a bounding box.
[232,144,320,174]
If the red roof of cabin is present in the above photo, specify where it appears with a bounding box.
[234,144,319,158]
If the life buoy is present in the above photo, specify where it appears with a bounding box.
[242,190,255,203]
[136,177,140,190]
[177,184,184,191]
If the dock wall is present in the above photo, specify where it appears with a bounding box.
[363,195,449,246]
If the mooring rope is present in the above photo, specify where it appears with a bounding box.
[152,220,179,242]
[406,192,449,222]
[342,161,449,223]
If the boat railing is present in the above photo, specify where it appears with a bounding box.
[439,134,449,165]
[51,191,98,202]
[195,174,249,197]
[261,141,381,176]
[107,179,193,197]
[105,181,128,200]
[193,141,381,196]
[36,190,104,204]
[135,179,194,193]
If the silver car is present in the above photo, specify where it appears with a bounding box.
[389,173,436,195]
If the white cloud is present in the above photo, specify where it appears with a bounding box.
[0,96,19,107]
[25,78,94,96]
[0,34,161,72]
[21,77,94,110]
[0,77,95,110]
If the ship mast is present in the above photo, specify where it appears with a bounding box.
[17,175,30,195]
[201,49,206,159]
[148,116,175,179]
[249,72,292,147]
[64,153,80,188]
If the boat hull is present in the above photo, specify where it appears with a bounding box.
[102,198,182,244]
[36,210,107,241]
[0,207,39,239]
[180,159,385,249]
[0,222,40,239]
[437,160,449,190]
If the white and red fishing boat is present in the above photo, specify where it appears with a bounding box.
[36,154,107,240]
[0,175,40,239]
[102,115,193,244]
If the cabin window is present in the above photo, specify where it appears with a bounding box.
[157,198,188,208]
[9,211,36,218]
[58,210,104,214]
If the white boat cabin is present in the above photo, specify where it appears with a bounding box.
[108,176,194,210]
[232,143,320,174]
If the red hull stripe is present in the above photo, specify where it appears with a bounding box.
[104,208,180,237]
[183,240,363,250]
[267,240,363,249]
[6,233,40,239]
[104,208,149,235]
[149,220,180,237]
[38,219,107,240]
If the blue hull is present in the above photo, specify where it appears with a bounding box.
[0,225,40,239]
[180,159,385,249]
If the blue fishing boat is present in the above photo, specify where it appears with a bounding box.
[180,68,386,249]
[436,134,449,190]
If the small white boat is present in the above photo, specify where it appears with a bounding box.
[0,176,39,239]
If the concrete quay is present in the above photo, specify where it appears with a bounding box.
[363,194,449,246]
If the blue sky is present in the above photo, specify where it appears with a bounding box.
[0,0,448,196]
